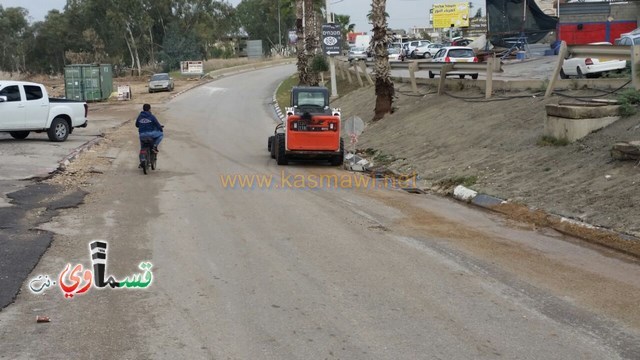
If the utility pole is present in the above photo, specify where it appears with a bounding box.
[326,0,338,98]
[278,0,282,48]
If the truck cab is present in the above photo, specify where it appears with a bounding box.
[287,86,333,116]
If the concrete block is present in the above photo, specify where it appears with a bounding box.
[544,115,620,142]
[545,104,620,119]
[453,185,478,202]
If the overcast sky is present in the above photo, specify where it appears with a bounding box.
[1,0,485,32]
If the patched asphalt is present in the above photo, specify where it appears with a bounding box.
[0,182,87,310]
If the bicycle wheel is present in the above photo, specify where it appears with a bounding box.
[151,151,156,170]
[140,150,149,175]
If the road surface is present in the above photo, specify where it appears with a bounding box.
[0,64,639,359]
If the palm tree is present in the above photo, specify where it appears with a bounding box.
[295,0,308,85]
[370,0,394,121]
[334,14,355,51]
[304,0,319,85]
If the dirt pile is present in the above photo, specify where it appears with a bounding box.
[334,83,640,237]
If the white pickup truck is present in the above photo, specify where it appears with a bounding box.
[560,42,627,79]
[0,81,88,142]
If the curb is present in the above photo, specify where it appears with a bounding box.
[272,89,285,123]
[451,184,640,257]
[58,135,104,170]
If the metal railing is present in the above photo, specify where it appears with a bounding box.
[337,57,503,98]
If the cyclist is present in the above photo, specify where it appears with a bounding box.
[135,103,164,152]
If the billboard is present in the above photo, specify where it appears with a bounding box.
[180,61,204,75]
[432,2,470,29]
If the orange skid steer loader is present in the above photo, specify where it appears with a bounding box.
[268,86,344,166]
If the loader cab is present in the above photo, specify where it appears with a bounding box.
[290,87,331,115]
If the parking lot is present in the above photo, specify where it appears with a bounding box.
[0,103,137,207]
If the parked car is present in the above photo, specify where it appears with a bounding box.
[148,73,174,93]
[452,38,474,46]
[0,81,88,142]
[388,47,404,62]
[348,46,368,62]
[406,40,431,58]
[560,42,627,78]
[615,28,640,46]
[414,43,443,58]
[428,46,479,80]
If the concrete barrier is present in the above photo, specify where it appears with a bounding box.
[544,103,621,142]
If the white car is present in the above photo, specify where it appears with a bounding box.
[428,46,479,79]
[406,40,431,58]
[560,43,627,79]
[0,81,88,142]
[387,47,404,62]
[414,43,443,58]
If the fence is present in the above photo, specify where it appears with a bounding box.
[336,44,640,98]
[336,57,503,98]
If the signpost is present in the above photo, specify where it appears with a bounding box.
[321,23,342,55]
[180,61,204,76]
[321,23,341,98]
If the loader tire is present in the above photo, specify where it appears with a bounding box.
[330,138,344,166]
[270,136,276,159]
[276,133,288,165]
[268,136,274,152]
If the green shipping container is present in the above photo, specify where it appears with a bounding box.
[64,64,113,102]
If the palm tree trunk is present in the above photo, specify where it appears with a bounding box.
[304,0,318,85]
[296,0,308,85]
[370,0,394,121]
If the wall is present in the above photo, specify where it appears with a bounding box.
[558,3,639,44]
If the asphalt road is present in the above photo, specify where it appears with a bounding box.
[0,64,639,359]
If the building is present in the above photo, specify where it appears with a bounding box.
[557,1,639,44]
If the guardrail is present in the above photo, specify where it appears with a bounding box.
[545,41,640,97]
[336,57,503,98]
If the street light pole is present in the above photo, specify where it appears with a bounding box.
[326,0,338,98]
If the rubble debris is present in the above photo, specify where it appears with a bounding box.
[610,141,640,161]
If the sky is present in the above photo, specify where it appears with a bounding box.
[1,0,485,33]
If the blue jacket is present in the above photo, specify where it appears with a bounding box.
[136,111,163,134]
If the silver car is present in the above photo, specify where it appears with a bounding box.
[348,47,368,62]
[148,73,174,93]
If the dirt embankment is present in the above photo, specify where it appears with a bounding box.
[334,83,640,238]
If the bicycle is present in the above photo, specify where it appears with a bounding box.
[139,136,157,175]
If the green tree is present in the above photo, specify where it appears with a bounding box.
[236,0,295,55]
[0,6,29,73]
[159,22,200,71]
[30,10,71,74]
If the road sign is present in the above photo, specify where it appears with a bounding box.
[180,61,204,75]
[321,23,342,56]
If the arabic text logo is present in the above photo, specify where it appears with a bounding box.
[28,241,153,299]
